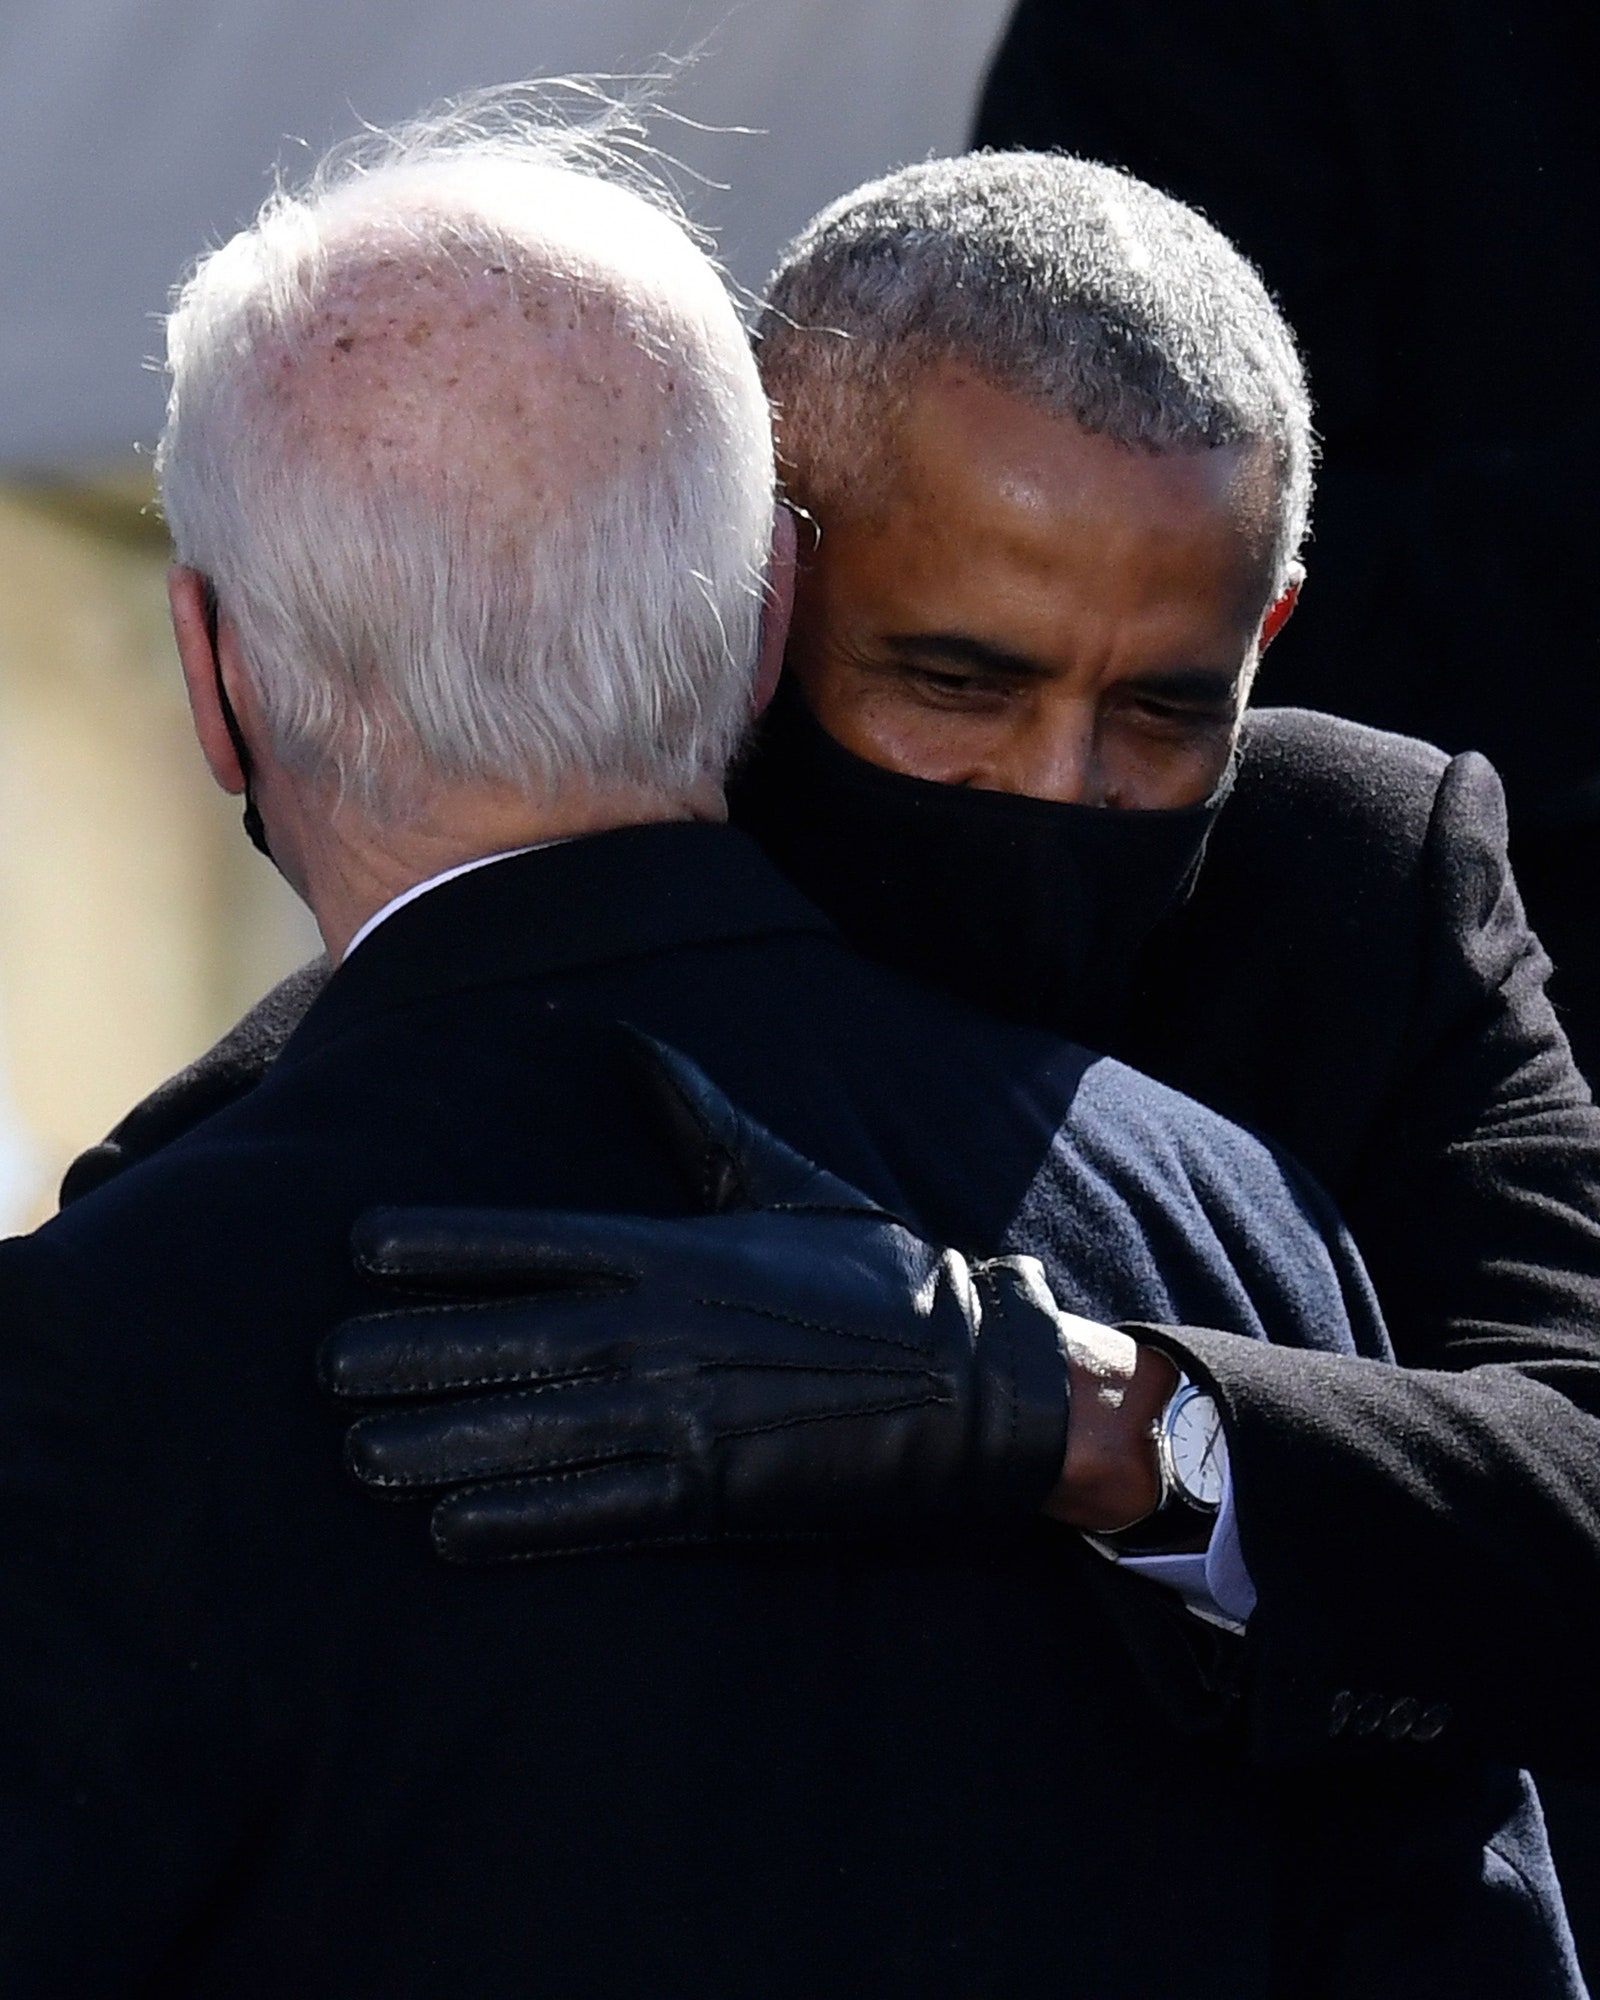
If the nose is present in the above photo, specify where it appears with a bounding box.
[968,705,1113,806]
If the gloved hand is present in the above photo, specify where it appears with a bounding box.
[321,1032,1072,1563]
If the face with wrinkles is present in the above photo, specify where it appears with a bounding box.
[781,367,1298,811]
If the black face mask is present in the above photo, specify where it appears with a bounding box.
[729,680,1234,1046]
[202,581,273,862]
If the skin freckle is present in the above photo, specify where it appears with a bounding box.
[253,239,676,541]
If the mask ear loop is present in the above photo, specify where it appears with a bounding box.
[201,581,273,861]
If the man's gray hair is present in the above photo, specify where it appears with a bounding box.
[159,88,774,818]
[757,151,1312,593]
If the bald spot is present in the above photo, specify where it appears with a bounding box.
[254,233,685,534]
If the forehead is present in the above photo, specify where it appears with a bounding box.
[864,367,1277,619]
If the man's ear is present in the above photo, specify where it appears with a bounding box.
[1257,566,1304,654]
[751,504,798,717]
[169,565,246,795]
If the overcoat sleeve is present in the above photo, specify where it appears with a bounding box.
[1155,751,1600,1776]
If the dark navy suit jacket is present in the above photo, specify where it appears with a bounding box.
[4,825,1578,1995]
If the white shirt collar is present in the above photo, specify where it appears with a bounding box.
[340,843,556,963]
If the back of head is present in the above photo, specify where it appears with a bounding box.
[160,89,774,821]
[757,151,1311,592]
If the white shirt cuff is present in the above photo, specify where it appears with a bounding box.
[1115,1459,1257,1631]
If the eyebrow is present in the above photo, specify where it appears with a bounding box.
[882,634,1241,702]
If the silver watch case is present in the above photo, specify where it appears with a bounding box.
[1156,1374,1227,1515]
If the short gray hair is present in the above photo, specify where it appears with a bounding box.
[757,151,1312,593]
[160,87,774,819]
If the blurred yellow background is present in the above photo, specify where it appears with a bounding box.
[0,474,319,1227]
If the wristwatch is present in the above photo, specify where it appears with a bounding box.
[1093,1371,1228,1556]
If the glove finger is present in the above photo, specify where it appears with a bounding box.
[621,1028,888,1218]
[431,1459,698,1564]
[347,1209,938,1359]
[320,1289,662,1399]
[353,1204,861,1302]
[352,1205,666,1293]
[345,1380,669,1492]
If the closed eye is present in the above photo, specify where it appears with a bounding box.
[1124,671,1241,717]
[909,665,1012,700]
[879,635,1047,709]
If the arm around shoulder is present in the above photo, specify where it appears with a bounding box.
[1153,750,1600,1774]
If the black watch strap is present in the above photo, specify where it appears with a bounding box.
[1091,1487,1216,1557]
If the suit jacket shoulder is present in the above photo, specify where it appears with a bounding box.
[59,956,329,1206]
[1121,706,1589,1189]
[1233,705,1448,847]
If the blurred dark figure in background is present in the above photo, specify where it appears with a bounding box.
[975,0,1600,1961]
[976,0,1598,1086]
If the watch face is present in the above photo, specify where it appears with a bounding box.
[1166,1385,1227,1511]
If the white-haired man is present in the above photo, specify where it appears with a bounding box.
[0,105,1469,1997]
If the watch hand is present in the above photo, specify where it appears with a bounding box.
[1197,1419,1225,1488]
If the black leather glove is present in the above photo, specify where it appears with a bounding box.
[321,1033,1071,1563]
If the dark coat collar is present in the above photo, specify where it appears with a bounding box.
[277,820,834,1071]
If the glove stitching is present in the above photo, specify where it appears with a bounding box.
[356,1268,642,1294]
[691,1296,935,1358]
[360,1440,667,1491]
[360,1390,951,1488]
[762,1202,889,1221]
[707,1358,939,1380]
[337,1363,621,1399]
[715,1392,951,1443]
